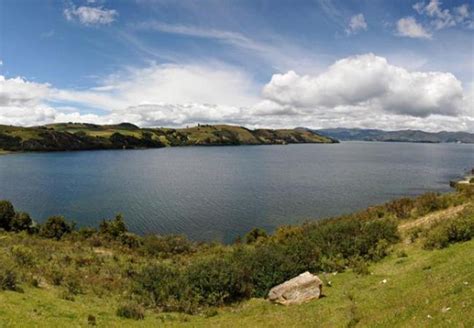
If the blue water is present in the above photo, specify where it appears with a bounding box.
[0,142,472,242]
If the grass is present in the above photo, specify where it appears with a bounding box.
[0,239,472,327]
[0,188,472,326]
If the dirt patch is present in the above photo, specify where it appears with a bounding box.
[399,205,466,232]
[93,248,114,256]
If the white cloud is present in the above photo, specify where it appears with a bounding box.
[130,21,329,74]
[260,54,464,118]
[346,14,368,35]
[396,17,432,39]
[0,55,472,132]
[51,63,259,110]
[0,64,258,127]
[64,5,117,25]
[412,0,472,30]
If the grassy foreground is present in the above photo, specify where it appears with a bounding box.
[0,185,473,327]
[0,239,472,327]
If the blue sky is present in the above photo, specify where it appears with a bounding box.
[0,0,473,131]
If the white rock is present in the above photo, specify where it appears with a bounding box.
[268,272,323,305]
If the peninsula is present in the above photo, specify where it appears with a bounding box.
[0,123,337,153]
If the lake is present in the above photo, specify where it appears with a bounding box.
[0,142,472,242]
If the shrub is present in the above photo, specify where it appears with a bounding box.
[64,275,83,295]
[87,314,97,326]
[78,227,97,239]
[99,214,127,239]
[10,212,33,232]
[408,227,423,242]
[423,208,474,249]
[414,193,448,216]
[40,216,74,240]
[141,234,194,257]
[0,200,15,231]
[11,245,35,267]
[385,197,414,219]
[350,257,370,275]
[116,303,145,320]
[50,270,64,286]
[244,228,268,244]
[0,267,19,291]
[184,253,253,307]
[133,263,187,310]
[119,232,142,249]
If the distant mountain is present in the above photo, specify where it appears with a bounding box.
[0,123,336,152]
[309,128,474,144]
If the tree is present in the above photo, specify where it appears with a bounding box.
[0,200,15,231]
[40,216,74,240]
[10,212,33,232]
[99,214,127,239]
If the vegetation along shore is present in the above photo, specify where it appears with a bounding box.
[0,178,473,326]
[0,123,336,153]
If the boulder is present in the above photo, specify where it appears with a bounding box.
[267,271,323,305]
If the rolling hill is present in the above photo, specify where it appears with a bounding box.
[0,123,336,152]
[312,128,474,143]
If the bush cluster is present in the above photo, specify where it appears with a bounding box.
[423,206,474,249]
[131,215,399,313]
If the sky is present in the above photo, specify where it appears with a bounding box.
[0,0,473,131]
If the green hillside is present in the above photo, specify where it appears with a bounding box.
[0,184,473,327]
[0,123,336,152]
[1,239,472,327]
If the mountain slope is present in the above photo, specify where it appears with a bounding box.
[312,128,474,143]
[0,123,336,152]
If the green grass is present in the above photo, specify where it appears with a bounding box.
[1,239,472,327]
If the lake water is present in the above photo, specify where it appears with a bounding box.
[0,142,472,242]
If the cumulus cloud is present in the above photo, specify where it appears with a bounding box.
[346,14,368,35]
[64,5,117,25]
[260,54,464,118]
[0,55,472,132]
[396,17,432,39]
[0,64,257,127]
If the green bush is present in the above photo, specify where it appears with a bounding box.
[10,212,33,232]
[99,215,127,239]
[40,216,74,240]
[385,197,415,219]
[11,245,35,267]
[64,275,83,295]
[141,234,194,257]
[184,253,253,307]
[0,200,15,231]
[119,232,142,249]
[414,192,448,216]
[244,228,268,244]
[423,209,474,249]
[116,303,145,320]
[0,267,19,291]
[350,256,370,275]
[133,262,194,312]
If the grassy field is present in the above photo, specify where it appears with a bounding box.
[0,238,472,327]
